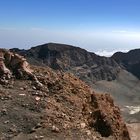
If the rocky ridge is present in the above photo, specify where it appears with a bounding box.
[11,43,121,85]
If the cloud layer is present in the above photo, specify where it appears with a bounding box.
[0,28,140,56]
[95,49,129,57]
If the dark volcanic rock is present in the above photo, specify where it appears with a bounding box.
[11,43,121,85]
[112,49,140,79]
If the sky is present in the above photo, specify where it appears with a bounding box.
[0,0,140,56]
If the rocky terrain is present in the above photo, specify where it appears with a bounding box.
[10,43,140,140]
[0,49,130,140]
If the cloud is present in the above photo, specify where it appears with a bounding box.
[95,49,129,57]
[111,30,140,38]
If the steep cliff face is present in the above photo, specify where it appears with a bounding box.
[112,49,140,79]
[0,50,130,140]
[11,43,121,85]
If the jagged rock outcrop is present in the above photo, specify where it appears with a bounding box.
[0,49,36,84]
[112,49,140,79]
[10,43,121,85]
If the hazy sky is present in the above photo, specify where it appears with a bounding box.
[0,0,140,55]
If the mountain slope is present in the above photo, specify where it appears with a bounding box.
[11,43,121,85]
[112,49,140,79]
[92,70,140,122]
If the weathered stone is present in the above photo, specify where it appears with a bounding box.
[52,125,60,133]
[80,122,86,128]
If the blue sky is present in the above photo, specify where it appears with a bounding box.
[0,0,140,55]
